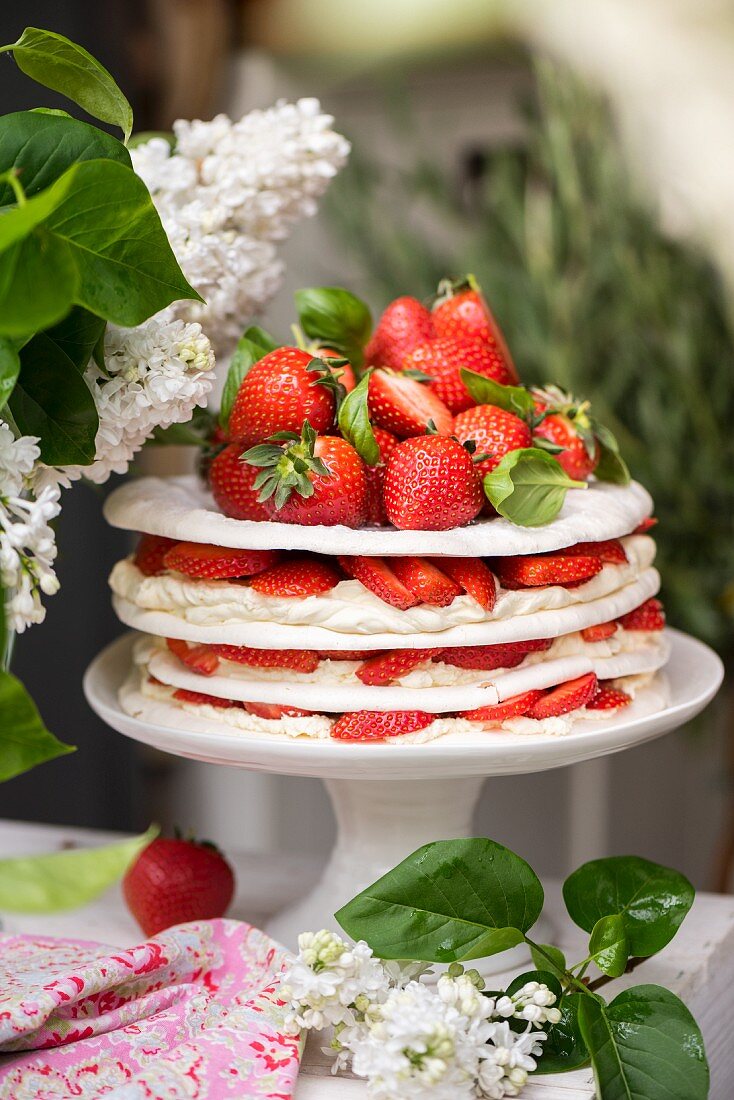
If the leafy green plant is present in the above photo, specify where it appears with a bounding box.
[325,60,734,652]
[333,837,707,1098]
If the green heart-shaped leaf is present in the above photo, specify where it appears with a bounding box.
[483,447,586,526]
[529,942,567,981]
[10,329,99,464]
[335,837,544,962]
[563,855,694,957]
[0,669,74,782]
[7,27,133,140]
[0,230,78,338]
[0,824,158,912]
[337,370,380,465]
[295,286,372,367]
[578,985,708,1100]
[589,913,629,977]
[460,368,535,418]
[537,993,589,1074]
[42,306,105,372]
[0,164,78,253]
[0,110,131,206]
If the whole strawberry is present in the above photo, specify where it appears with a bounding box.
[402,336,516,414]
[365,426,399,525]
[245,422,368,528]
[452,404,532,477]
[382,434,484,530]
[365,296,434,370]
[533,411,599,480]
[123,835,235,937]
[208,443,271,521]
[431,277,518,383]
[228,347,337,447]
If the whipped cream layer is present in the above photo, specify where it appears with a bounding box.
[140,629,669,714]
[110,535,658,649]
[121,663,663,743]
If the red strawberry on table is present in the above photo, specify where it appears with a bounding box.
[331,710,434,741]
[228,347,337,447]
[209,644,320,673]
[368,369,453,438]
[163,542,279,579]
[365,426,399,526]
[429,557,497,610]
[402,336,515,414]
[495,552,603,589]
[365,296,434,370]
[461,690,546,722]
[431,277,518,383]
[356,648,439,686]
[123,835,236,937]
[208,443,272,522]
[527,672,599,719]
[617,598,665,631]
[167,637,220,676]
[248,557,342,598]
[389,556,462,606]
[382,435,484,530]
[452,405,532,478]
[587,683,632,710]
[134,534,177,576]
[246,424,368,528]
[338,555,419,610]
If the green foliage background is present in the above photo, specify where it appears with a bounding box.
[326,61,734,653]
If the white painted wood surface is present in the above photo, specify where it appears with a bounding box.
[1,819,732,1099]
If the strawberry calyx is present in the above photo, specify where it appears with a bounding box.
[243,419,331,510]
[430,273,480,309]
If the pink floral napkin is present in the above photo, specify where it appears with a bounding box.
[0,919,301,1098]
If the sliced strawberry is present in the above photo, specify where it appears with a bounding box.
[244,702,314,719]
[318,649,382,662]
[617,597,665,631]
[208,645,319,673]
[527,672,599,719]
[338,555,418,610]
[248,557,343,598]
[580,621,618,643]
[134,534,177,576]
[441,639,552,671]
[356,648,439,686]
[562,539,627,564]
[166,637,220,676]
[461,690,546,722]
[389,557,462,606]
[163,542,280,580]
[496,554,603,589]
[587,683,632,710]
[428,557,497,610]
[173,687,243,709]
[365,426,399,526]
[368,369,453,438]
[331,710,434,741]
[633,517,658,534]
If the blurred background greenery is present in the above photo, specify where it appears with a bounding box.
[325,60,734,653]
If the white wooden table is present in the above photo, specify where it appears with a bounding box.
[1,819,732,1099]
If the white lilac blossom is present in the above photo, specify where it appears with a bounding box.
[494,981,563,1028]
[281,930,388,1032]
[131,100,350,356]
[56,316,215,486]
[477,1022,548,1099]
[0,425,61,632]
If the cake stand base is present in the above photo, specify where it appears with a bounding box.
[265,775,552,971]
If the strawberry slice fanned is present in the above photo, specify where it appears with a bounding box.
[248,557,342,598]
[166,638,220,676]
[389,556,462,607]
[429,557,497,611]
[587,683,632,710]
[163,542,280,579]
[527,672,598,719]
[338,555,418,610]
[356,648,440,686]
[562,539,627,564]
[173,687,243,708]
[244,702,314,719]
[495,553,603,589]
[208,645,319,673]
[580,621,618,642]
[441,638,552,671]
[617,598,665,631]
[461,690,546,722]
[134,534,177,576]
[331,710,434,741]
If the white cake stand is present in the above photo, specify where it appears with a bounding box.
[84,628,722,957]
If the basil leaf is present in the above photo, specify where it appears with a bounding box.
[42,306,105,371]
[219,335,272,430]
[563,855,694,957]
[337,371,380,465]
[7,28,133,141]
[45,159,202,325]
[0,669,74,782]
[529,942,567,982]
[483,447,586,527]
[578,985,708,1100]
[0,337,20,409]
[336,837,544,962]
[460,368,535,418]
[589,913,629,977]
[0,111,131,206]
[537,993,589,1074]
[295,286,372,367]
[593,419,631,485]
[0,230,77,338]
[0,825,158,912]
[10,330,99,464]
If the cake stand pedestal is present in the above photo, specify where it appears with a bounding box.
[84,629,723,964]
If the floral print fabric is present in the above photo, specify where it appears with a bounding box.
[0,919,300,1098]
